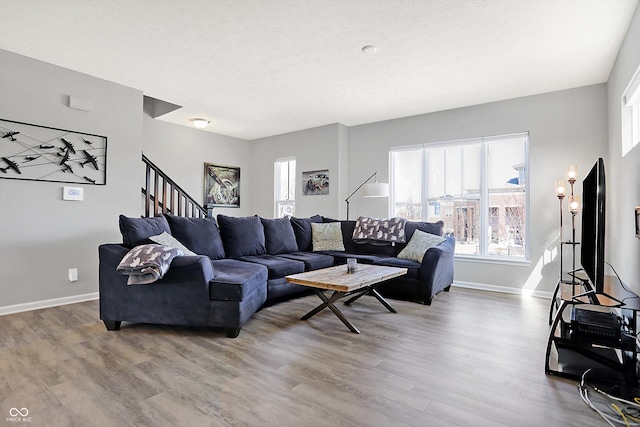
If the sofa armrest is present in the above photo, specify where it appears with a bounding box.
[418,236,455,297]
[99,244,215,327]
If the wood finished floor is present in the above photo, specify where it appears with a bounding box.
[0,288,604,426]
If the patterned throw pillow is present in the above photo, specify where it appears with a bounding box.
[149,232,196,256]
[397,230,446,263]
[311,222,345,251]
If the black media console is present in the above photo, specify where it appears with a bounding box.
[546,275,640,386]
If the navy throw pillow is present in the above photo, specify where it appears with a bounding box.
[119,215,171,248]
[290,215,323,252]
[163,213,226,260]
[260,217,299,255]
[217,214,266,258]
[406,220,444,237]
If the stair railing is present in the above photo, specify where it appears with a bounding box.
[142,154,208,218]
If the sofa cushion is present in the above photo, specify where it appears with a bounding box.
[406,220,444,237]
[278,252,334,271]
[311,222,345,251]
[237,254,305,280]
[397,229,446,263]
[209,259,267,301]
[325,252,388,265]
[354,241,397,256]
[290,215,323,251]
[149,231,196,256]
[337,220,359,253]
[217,214,266,258]
[163,213,226,260]
[260,217,299,255]
[373,257,420,279]
[119,215,171,248]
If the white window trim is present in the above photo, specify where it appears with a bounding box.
[390,132,530,261]
[622,63,640,156]
[274,156,296,218]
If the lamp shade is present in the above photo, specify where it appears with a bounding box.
[569,195,580,214]
[362,182,389,198]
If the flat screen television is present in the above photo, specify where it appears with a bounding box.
[580,158,606,297]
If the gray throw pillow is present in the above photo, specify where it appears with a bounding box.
[397,230,446,263]
[149,231,196,256]
[311,222,345,251]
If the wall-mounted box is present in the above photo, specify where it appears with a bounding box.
[63,186,83,201]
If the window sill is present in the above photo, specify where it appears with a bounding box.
[455,254,531,267]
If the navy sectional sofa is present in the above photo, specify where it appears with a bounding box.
[99,213,455,337]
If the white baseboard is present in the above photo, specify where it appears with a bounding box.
[452,281,553,299]
[0,292,99,316]
[0,282,551,317]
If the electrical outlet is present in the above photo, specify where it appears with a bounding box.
[68,268,78,282]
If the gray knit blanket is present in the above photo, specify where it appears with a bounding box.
[352,216,407,243]
[116,244,184,285]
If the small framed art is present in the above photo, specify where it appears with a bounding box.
[302,169,329,196]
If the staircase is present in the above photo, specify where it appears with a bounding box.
[142,154,208,218]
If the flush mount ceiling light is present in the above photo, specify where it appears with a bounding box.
[362,45,377,54]
[190,118,210,129]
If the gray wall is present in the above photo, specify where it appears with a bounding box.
[250,123,348,219]
[2,6,638,310]
[251,85,609,295]
[347,86,608,295]
[0,51,260,312]
[142,114,254,217]
[0,50,143,309]
[607,5,640,292]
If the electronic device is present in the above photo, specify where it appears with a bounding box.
[580,158,606,302]
[571,307,620,340]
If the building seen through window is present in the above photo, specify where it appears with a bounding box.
[391,133,528,259]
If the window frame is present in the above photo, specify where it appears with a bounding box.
[622,64,640,156]
[274,156,296,218]
[389,132,530,262]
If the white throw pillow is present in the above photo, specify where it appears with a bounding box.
[397,230,446,263]
[311,222,345,251]
[149,231,197,256]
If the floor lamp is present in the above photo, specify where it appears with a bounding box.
[555,179,566,282]
[549,166,580,323]
[345,172,389,220]
[567,165,580,288]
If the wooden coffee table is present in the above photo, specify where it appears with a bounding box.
[285,264,408,333]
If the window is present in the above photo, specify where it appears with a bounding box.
[275,157,296,217]
[622,64,640,156]
[390,133,529,259]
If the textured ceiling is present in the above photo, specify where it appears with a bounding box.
[0,0,637,140]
